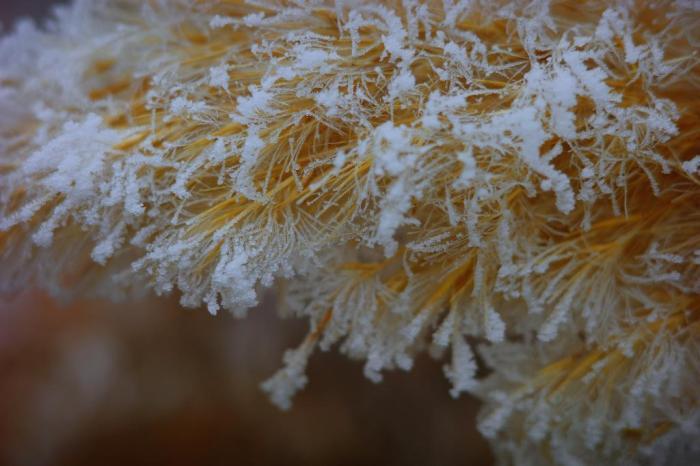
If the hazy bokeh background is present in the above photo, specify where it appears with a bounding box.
[0,2,493,465]
[0,0,68,27]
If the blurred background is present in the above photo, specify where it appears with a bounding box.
[0,2,493,465]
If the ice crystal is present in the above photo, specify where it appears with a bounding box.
[1,1,699,464]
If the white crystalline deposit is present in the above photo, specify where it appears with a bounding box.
[1,1,699,465]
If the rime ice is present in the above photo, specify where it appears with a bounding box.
[1,2,699,465]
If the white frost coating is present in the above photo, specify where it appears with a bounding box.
[372,122,415,177]
[169,96,207,116]
[292,45,338,72]
[433,310,457,347]
[91,221,126,265]
[682,156,700,174]
[484,306,505,342]
[242,12,267,28]
[209,245,257,315]
[369,122,427,256]
[208,64,230,90]
[421,90,466,129]
[544,67,579,139]
[314,85,344,115]
[375,178,415,257]
[4,114,122,246]
[454,147,477,188]
[0,3,697,465]
[21,114,119,204]
[386,68,415,101]
[209,15,236,29]
[233,86,272,123]
[444,334,478,398]
[562,49,618,108]
[479,391,515,439]
[261,340,315,410]
[485,105,576,214]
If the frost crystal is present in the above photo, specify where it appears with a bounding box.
[1,1,699,464]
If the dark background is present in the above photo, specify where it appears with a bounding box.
[0,0,68,28]
[0,2,493,465]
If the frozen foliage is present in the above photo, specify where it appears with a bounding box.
[1,1,699,464]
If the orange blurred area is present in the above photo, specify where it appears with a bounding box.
[0,291,492,466]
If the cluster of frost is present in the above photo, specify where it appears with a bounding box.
[1,1,699,464]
